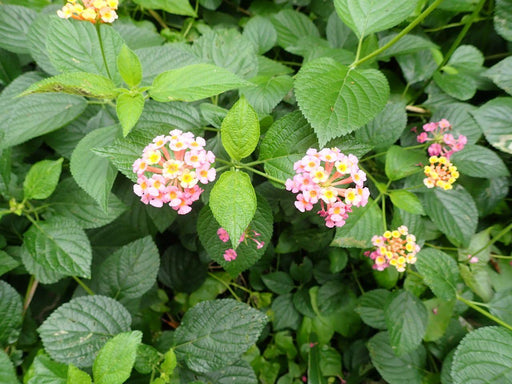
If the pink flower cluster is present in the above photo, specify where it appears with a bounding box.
[416,119,467,159]
[217,227,264,262]
[132,129,216,214]
[285,148,369,228]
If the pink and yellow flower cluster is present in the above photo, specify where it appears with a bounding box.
[57,0,119,24]
[416,119,467,159]
[217,227,264,262]
[132,129,216,214]
[364,226,420,272]
[285,148,369,228]
[423,155,459,190]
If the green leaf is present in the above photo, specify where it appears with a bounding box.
[385,290,428,356]
[459,264,493,302]
[377,34,438,60]
[239,75,293,115]
[221,96,259,161]
[295,57,389,146]
[48,178,126,229]
[423,298,454,342]
[270,9,320,49]
[272,294,302,331]
[495,0,512,42]
[114,20,164,50]
[262,272,295,295]
[20,73,117,99]
[134,344,161,375]
[23,217,92,279]
[0,350,18,384]
[70,125,119,211]
[334,0,419,37]
[27,354,67,384]
[471,97,512,154]
[182,359,257,384]
[385,146,426,180]
[117,93,145,137]
[433,71,476,101]
[21,247,66,285]
[117,45,143,88]
[0,250,20,277]
[368,332,426,384]
[485,56,512,95]
[489,288,512,325]
[47,19,123,85]
[149,63,250,102]
[451,144,510,178]
[0,5,36,54]
[95,237,160,301]
[356,289,390,330]
[331,200,383,248]
[0,281,22,346]
[27,13,58,76]
[389,190,425,215]
[23,158,63,200]
[173,299,267,373]
[431,102,482,144]
[415,248,460,301]
[243,16,277,54]
[452,326,512,383]
[93,331,142,384]
[0,49,21,85]
[308,344,328,384]
[67,365,92,384]
[133,0,196,17]
[423,187,478,248]
[38,295,132,367]
[209,170,257,248]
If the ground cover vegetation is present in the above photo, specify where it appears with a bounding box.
[0,0,511,383]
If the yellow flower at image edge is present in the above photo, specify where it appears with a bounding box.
[424,156,459,190]
[57,0,119,24]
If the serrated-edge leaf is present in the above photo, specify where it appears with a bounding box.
[356,289,390,330]
[0,350,18,384]
[450,144,510,178]
[0,281,22,347]
[415,248,460,301]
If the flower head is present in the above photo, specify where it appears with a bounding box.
[132,129,215,214]
[285,148,369,228]
[364,226,420,272]
[223,249,237,262]
[57,0,118,24]
[423,156,459,190]
[415,119,466,159]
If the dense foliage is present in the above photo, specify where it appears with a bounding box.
[0,0,511,383]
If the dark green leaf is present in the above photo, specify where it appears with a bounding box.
[0,350,18,384]
[495,0,512,41]
[385,146,425,181]
[0,281,22,346]
[0,5,36,54]
[415,248,460,301]
[451,144,510,178]
[485,56,512,95]
[471,97,512,154]
[262,272,295,295]
[356,289,390,330]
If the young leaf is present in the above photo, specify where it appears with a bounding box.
[0,350,18,384]
[209,170,257,248]
[116,92,145,137]
[0,281,22,347]
[173,299,267,373]
[93,331,142,384]
[117,45,143,88]
[23,158,63,200]
[415,248,460,301]
[385,146,425,181]
[38,295,132,367]
[389,190,425,215]
[67,365,92,384]
[149,64,250,102]
[221,96,260,161]
[295,57,389,146]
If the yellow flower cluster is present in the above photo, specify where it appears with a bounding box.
[423,156,459,190]
[57,0,118,24]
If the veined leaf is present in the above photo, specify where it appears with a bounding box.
[23,158,63,200]
[270,9,320,49]
[389,190,425,215]
[116,93,145,137]
[0,281,22,347]
[26,354,67,384]
[485,56,512,95]
[495,0,512,42]
[451,144,510,178]
[385,146,426,181]
[0,350,18,384]
[471,97,512,154]
[117,44,142,88]
[133,0,196,17]
[356,289,390,330]
[415,248,460,301]
[0,5,37,54]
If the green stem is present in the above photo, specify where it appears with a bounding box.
[73,276,95,296]
[424,17,488,32]
[148,9,168,29]
[351,0,445,68]
[473,222,512,257]
[381,195,387,232]
[457,294,512,332]
[207,272,241,302]
[354,35,364,63]
[240,166,286,185]
[22,276,38,317]
[491,254,512,259]
[96,23,113,80]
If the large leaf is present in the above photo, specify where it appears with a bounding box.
[377,34,438,60]
[423,187,478,248]
[356,289,390,330]
[133,0,196,16]
[26,355,67,384]
[38,295,131,367]
[0,5,37,54]
[471,98,512,154]
[495,0,512,41]
[114,19,164,50]
[415,248,460,301]
[485,56,512,95]
[173,299,267,373]
[334,0,419,37]
[295,57,389,146]
[270,9,320,49]
[243,16,277,54]
[452,326,512,383]
[209,170,257,249]
[450,144,509,178]
[0,281,22,347]
[23,217,92,279]
[70,125,119,211]
[181,359,257,384]
[27,13,58,76]
[149,63,250,102]
[0,350,18,384]
[239,75,293,115]
[23,158,63,200]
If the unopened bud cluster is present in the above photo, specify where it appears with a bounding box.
[57,0,119,24]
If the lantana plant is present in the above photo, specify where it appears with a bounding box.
[57,0,119,23]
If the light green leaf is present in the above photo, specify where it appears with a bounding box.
[243,16,277,54]
[451,144,509,178]
[221,96,259,161]
[495,0,512,42]
[0,281,22,347]
[209,170,257,249]
[485,56,512,95]
[96,237,160,301]
[415,248,460,301]
[389,190,425,215]
[270,9,320,49]
[38,295,131,367]
[385,290,428,356]
[23,217,92,279]
[489,288,512,325]
[423,187,478,248]
[117,93,145,137]
[438,0,479,11]
[452,326,512,383]
[334,0,419,37]
[23,158,63,200]
[331,200,383,248]
[471,97,512,154]
[134,344,161,375]
[149,63,250,102]
[70,125,119,211]
[295,57,389,146]
[0,5,37,54]
[20,72,117,99]
[67,365,92,384]
[117,45,143,88]
[27,354,67,384]
[368,332,426,384]
[385,146,426,181]
[0,350,18,384]
[93,331,142,384]
[356,289,391,330]
[173,299,267,373]
[133,0,196,17]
